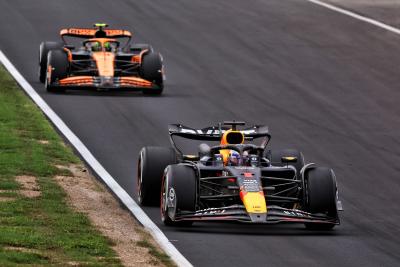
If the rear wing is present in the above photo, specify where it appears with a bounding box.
[59,24,132,48]
[60,28,132,39]
[168,123,271,151]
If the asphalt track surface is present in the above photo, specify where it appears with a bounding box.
[326,0,400,28]
[1,0,400,266]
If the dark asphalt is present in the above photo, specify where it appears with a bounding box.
[325,0,400,28]
[1,0,400,266]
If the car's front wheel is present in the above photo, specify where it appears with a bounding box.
[161,165,196,226]
[140,52,164,95]
[304,167,338,230]
[45,50,68,93]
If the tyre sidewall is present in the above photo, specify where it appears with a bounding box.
[162,165,197,225]
[305,167,338,217]
[137,146,177,206]
[39,41,64,83]
[46,50,69,92]
[140,52,164,94]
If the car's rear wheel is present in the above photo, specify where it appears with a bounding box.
[137,146,177,206]
[45,50,69,93]
[266,149,305,178]
[140,52,164,95]
[161,165,196,226]
[304,167,338,230]
[39,41,64,83]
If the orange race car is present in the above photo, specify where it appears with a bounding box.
[38,23,164,94]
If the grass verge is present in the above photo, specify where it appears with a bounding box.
[0,64,122,266]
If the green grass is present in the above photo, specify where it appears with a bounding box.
[0,65,122,266]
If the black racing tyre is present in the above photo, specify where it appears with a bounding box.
[266,149,305,179]
[161,165,196,227]
[45,50,69,93]
[140,52,164,95]
[137,146,177,206]
[39,41,64,83]
[304,167,338,230]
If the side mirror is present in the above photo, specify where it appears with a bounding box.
[183,155,200,161]
[281,156,297,163]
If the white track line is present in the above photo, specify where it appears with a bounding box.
[306,0,400,35]
[0,50,192,267]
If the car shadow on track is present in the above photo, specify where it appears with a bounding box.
[48,90,191,98]
[32,81,193,98]
[168,222,349,237]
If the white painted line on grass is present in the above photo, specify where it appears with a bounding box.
[306,0,400,35]
[0,50,192,267]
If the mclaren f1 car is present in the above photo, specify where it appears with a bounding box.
[39,23,164,94]
[137,121,342,229]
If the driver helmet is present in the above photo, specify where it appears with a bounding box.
[227,150,241,166]
[104,41,112,52]
[91,42,102,52]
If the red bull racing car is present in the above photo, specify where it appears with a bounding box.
[137,121,342,229]
[38,23,164,94]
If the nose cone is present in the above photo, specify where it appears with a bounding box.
[240,191,267,222]
[92,52,115,77]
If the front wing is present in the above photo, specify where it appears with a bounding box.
[175,205,339,225]
[50,76,160,91]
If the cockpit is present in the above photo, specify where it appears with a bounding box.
[84,38,119,52]
[198,130,264,167]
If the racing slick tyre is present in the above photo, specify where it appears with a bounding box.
[45,50,68,93]
[137,146,177,206]
[161,165,196,227]
[140,52,164,95]
[39,41,64,83]
[266,149,305,178]
[304,167,338,230]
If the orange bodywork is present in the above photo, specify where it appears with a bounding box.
[92,52,115,77]
[119,77,152,87]
[63,48,73,62]
[131,49,149,64]
[88,38,116,77]
[58,76,152,88]
[59,76,94,86]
